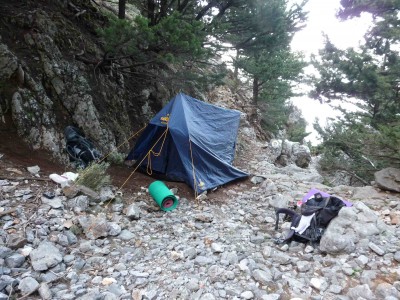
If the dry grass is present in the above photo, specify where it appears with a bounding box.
[75,162,111,191]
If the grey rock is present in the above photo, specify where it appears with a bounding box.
[18,277,39,295]
[241,291,254,299]
[375,282,400,299]
[5,253,25,268]
[200,293,215,300]
[108,222,122,236]
[67,195,89,211]
[64,230,78,244]
[296,261,311,272]
[194,256,213,266]
[7,234,28,250]
[0,246,12,259]
[208,265,225,283]
[27,165,40,175]
[38,282,52,300]
[118,229,135,241]
[42,196,63,208]
[30,241,63,271]
[78,214,109,239]
[369,242,385,256]
[186,278,199,291]
[125,204,141,220]
[347,284,376,300]
[99,186,115,202]
[374,167,400,192]
[394,251,400,262]
[211,242,224,253]
[251,176,265,184]
[252,269,272,285]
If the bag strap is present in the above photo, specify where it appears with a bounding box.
[323,197,331,208]
[274,208,298,231]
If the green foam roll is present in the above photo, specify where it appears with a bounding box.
[148,181,178,211]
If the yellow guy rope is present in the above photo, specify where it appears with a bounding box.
[98,125,147,164]
[189,139,199,200]
[76,125,147,179]
[146,124,169,175]
[118,125,169,190]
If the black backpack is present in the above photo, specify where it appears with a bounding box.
[64,126,101,168]
[274,193,345,245]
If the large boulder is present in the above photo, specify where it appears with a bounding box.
[319,202,393,254]
[271,139,312,168]
[374,167,400,193]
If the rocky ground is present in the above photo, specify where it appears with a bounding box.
[1,129,400,300]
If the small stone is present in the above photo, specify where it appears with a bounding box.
[18,277,39,295]
[211,243,224,253]
[369,242,385,256]
[187,278,199,291]
[38,282,52,300]
[102,278,117,286]
[7,234,28,249]
[118,229,135,241]
[280,244,289,251]
[241,291,254,299]
[310,278,323,291]
[170,251,184,261]
[304,245,314,253]
[27,165,40,175]
[356,255,369,266]
[394,251,400,262]
[125,204,141,220]
[5,253,25,268]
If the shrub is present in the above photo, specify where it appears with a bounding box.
[75,162,111,191]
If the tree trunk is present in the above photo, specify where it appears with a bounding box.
[252,76,259,105]
[160,0,168,19]
[148,0,156,25]
[234,49,239,80]
[118,0,126,19]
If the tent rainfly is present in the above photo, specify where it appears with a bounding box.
[126,93,249,194]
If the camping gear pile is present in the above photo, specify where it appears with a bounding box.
[274,189,351,245]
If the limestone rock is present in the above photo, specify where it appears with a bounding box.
[374,167,400,192]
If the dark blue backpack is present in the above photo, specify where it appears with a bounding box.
[274,194,345,245]
[64,126,101,168]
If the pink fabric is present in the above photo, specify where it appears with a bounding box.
[301,188,352,207]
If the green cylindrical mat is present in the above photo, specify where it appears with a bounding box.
[148,181,179,211]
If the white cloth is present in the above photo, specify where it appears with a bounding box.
[49,172,78,187]
[291,213,315,234]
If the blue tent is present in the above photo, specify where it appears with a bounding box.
[126,93,249,193]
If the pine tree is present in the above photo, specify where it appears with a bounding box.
[309,0,400,183]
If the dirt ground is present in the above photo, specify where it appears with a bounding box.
[0,121,250,203]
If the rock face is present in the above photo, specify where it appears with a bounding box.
[0,2,168,162]
[374,167,400,192]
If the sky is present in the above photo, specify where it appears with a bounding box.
[290,0,373,144]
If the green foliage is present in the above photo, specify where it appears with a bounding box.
[309,1,400,183]
[98,12,210,65]
[261,94,291,134]
[75,162,111,191]
[314,116,400,183]
[261,99,310,142]
[287,114,310,143]
[107,152,126,165]
[218,0,307,138]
